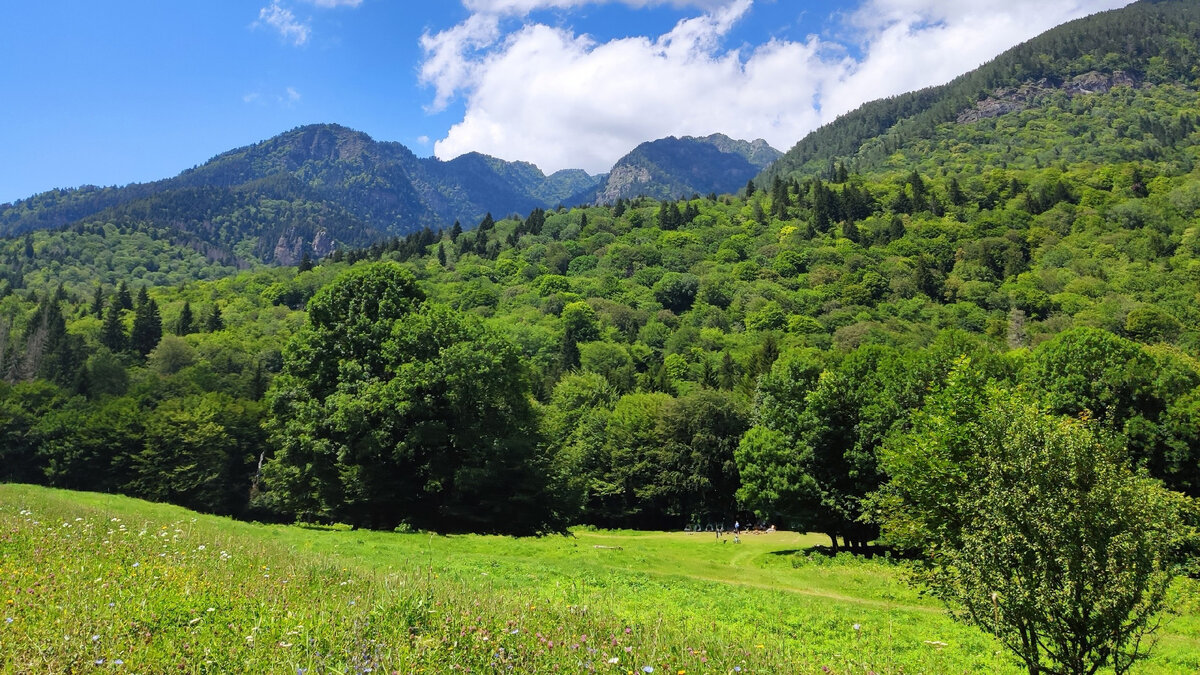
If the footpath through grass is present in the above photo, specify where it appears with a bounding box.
[2,484,1197,673]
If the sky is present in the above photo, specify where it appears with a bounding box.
[0,0,1134,205]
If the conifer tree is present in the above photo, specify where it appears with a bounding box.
[131,289,162,357]
[205,304,224,333]
[90,285,104,318]
[115,281,133,311]
[100,303,128,353]
[175,301,194,336]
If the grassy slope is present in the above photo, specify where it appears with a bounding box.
[2,485,1196,674]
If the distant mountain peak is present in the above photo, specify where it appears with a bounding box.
[592,134,781,204]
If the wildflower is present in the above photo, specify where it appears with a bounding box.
[5,617,12,624]
[853,623,861,631]
[113,660,124,666]
[734,668,742,673]
[642,667,654,674]
[95,659,104,665]
[92,634,101,641]
[607,657,619,664]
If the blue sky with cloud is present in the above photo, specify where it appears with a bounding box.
[0,0,1130,204]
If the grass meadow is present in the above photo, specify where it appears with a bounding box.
[2,484,1197,674]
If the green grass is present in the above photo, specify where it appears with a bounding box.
[2,485,1197,674]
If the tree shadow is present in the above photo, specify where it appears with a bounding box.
[768,544,912,560]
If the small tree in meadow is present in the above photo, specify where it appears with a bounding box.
[877,364,1194,675]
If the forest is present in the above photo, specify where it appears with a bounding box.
[2,77,1200,538]
[2,2,1200,669]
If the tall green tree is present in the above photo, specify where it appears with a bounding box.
[100,303,128,354]
[876,379,1193,675]
[130,288,162,357]
[175,300,194,336]
[263,263,556,533]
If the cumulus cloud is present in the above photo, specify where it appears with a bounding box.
[423,0,1133,173]
[304,0,364,6]
[463,0,728,15]
[257,1,311,46]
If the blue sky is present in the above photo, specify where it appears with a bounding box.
[0,0,1130,205]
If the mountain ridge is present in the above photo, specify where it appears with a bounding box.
[0,125,775,265]
[590,133,780,204]
[758,0,1200,185]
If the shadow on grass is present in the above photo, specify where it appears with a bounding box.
[768,545,915,560]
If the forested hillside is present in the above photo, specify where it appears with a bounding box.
[0,124,605,266]
[760,0,1200,183]
[0,128,779,273]
[7,2,1200,673]
[4,53,1200,527]
[591,134,780,204]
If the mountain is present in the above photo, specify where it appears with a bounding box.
[0,125,605,265]
[590,134,780,204]
[760,0,1200,184]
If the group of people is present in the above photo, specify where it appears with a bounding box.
[684,519,775,543]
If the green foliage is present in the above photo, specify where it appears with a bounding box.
[263,264,556,533]
[762,0,1200,182]
[877,384,1195,675]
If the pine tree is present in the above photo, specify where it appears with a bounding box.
[450,220,462,242]
[841,219,861,243]
[115,281,133,311]
[478,212,495,232]
[205,304,224,333]
[175,301,194,336]
[948,177,966,206]
[718,352,737,390]
[437,242,447,266]
[101,303,128,353]
[298,251,313,272]
[131,289,162,357]
[90,285,104,317]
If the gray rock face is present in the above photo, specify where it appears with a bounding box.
[956,71,1141,124]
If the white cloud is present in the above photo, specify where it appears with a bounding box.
[286,86,302,103]
[423,0,1134,174]
[463,0,727,15]
[419,13,502,110]
[304,0,363,7]
[257,1,311,46]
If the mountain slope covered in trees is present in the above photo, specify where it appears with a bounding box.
[3,3,1198,672]
[592,134,780,204]
[760,0,1200,184]
[0,124,606,266]
[0,127,779,270]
